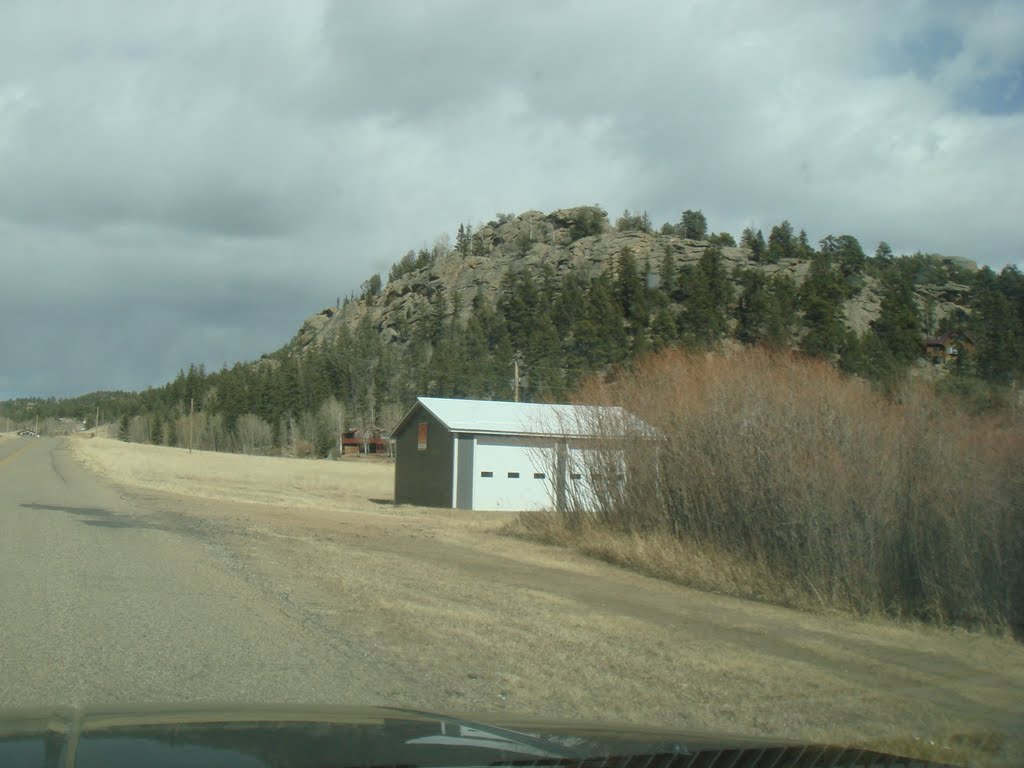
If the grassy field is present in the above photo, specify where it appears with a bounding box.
[70,435,1024,766]
[73,434,397,512]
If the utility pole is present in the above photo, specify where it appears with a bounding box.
[189,397,194,454]
[513,359,520,403]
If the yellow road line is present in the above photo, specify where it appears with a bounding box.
[0,443,33,468]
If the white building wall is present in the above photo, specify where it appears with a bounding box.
[471,435,556,511]
[566,443,603,512]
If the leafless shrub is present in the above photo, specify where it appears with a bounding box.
[128,414,150,444]
[235,413,274,455]
[540,348,1023,632]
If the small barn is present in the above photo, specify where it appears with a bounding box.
[391,397,643,512]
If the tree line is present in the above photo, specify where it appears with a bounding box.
[3,210,1021,454]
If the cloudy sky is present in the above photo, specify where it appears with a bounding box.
[1,1,1021,398]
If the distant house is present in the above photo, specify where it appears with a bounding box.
[924,331,975,365]
[390,397,647,512]
[340,428,390,456]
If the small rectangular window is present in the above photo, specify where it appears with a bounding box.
[570,473,582,481]
[533,472,546,479]
[480,471,493,478]
[417,422,428,450]
[507,472,519,479]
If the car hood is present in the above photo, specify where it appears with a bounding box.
[0,704,953,767]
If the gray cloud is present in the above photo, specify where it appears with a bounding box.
[1,0,1022,398]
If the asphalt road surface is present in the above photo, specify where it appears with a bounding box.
[0,437,379,707]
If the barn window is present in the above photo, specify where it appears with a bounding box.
[507,472,520,478]
[480,471,493,478]
[417,422,428,450]
[533,472,546,479]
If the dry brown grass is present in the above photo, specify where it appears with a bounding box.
[538,349,1024,634]
[66,433,1024,766]
[506,511,824,612]
[71,436,396,512]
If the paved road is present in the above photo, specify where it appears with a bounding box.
[0,437,375,708]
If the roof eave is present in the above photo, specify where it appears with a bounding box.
[389,398,425,438]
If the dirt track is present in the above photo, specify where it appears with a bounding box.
[69,437,1024,763]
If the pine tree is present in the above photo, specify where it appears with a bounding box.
[858,332,903,390]
[650,306,678,350]
[971,267,1020,383]
[498,270,539,352]
[427,286,449,345]
[553,271,587,336]
[764,274,798,348]
[821,234,866,294]
[799,253,846,357]
[796,229,813,259]
[871,272,922,364]
[742,227,767,262]
[427,334,459,396]
[767,220,795,262]
[616,209,652,232]
[389,250,418,282]
[614,248,648,334]
[659,247,675,296]
[216,366,246,435]
[839,330,869,376]
[360,273,382,299]
[575,275,627,367]
[456,223,472,256]
[708,231,737,247]
[351,314,383,426]
[471,233,487,259]
[304,350,332,410]
[569,206,607,241]
[459,314,491,398]
[680,210,708,240]
[734,268,771,344]
[526,314,563,401]
[678,246,732,346]
[490,330,516,401]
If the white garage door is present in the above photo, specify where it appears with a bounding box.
[566,444,600,511]
[472,436,555,511]
[565,444,625,512]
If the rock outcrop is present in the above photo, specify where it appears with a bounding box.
[288,207,973,353]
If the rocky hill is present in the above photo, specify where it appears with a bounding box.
[289,206,975,354]
[9,205,1017,457]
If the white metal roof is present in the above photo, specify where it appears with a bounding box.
[395,397,646,438]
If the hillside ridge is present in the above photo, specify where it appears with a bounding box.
[289,205,974,355]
